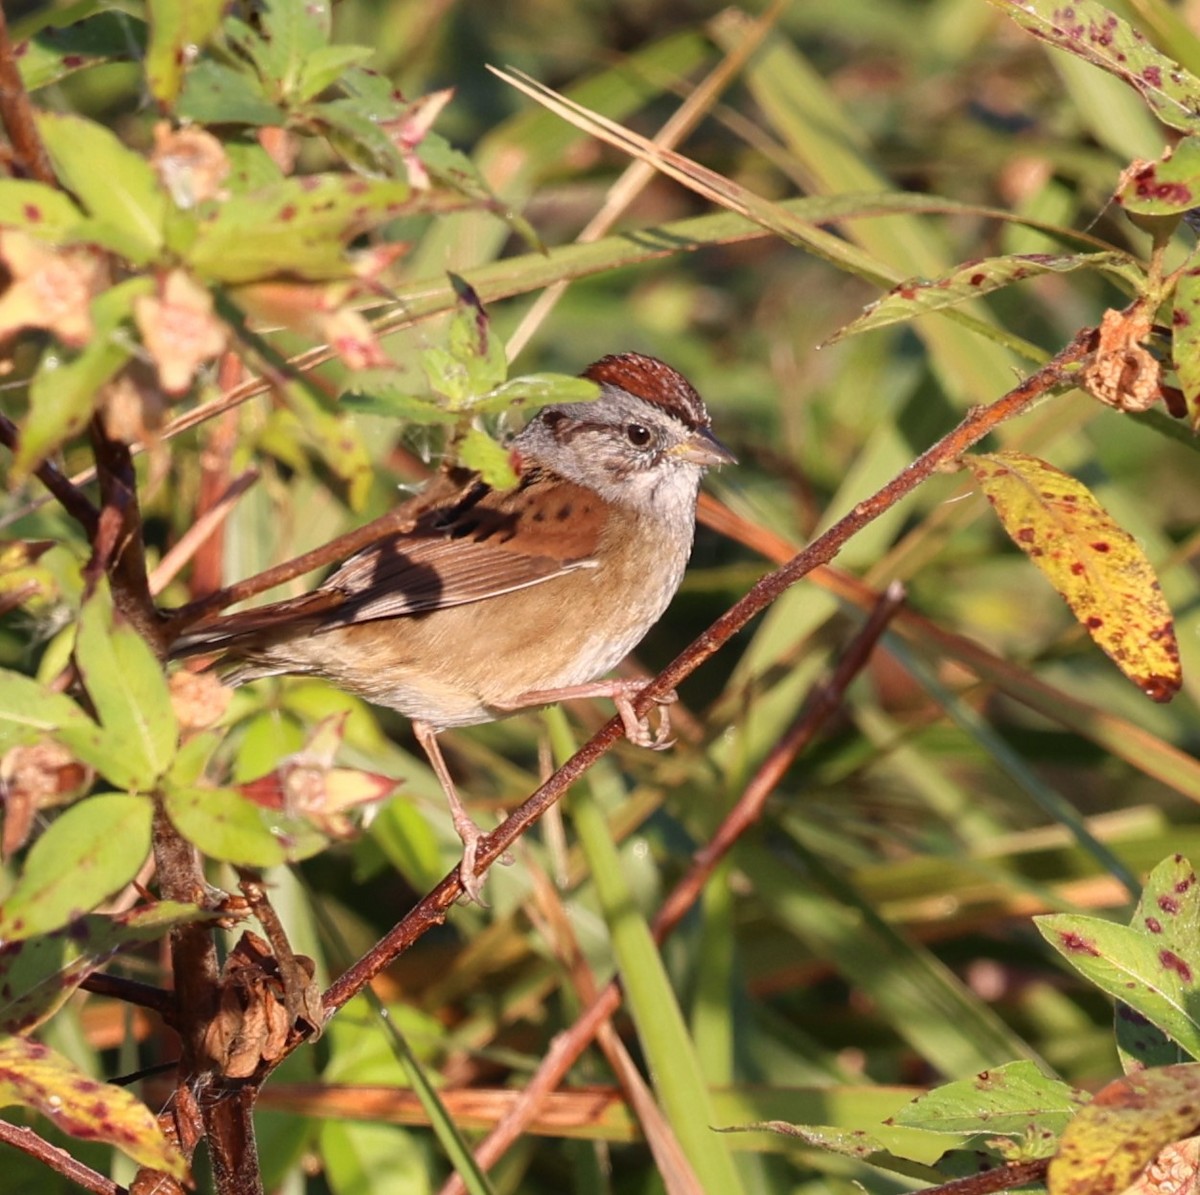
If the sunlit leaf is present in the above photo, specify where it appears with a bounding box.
[186,175,413,283]
[828,252,1140,344]
[145,0,225,107]
[0,181,84,240]
[163,785,327,867]
[989,0,1200,134]
[0,1034,187,1177]
[963,451,1181,702]
[36,112,167,263]
[74,580,178,790]
[457,427,518,488]
[0,794,153,941]
[1117,137,1200,216]
[177,60,283,126]
[1038,909,1200,1062]
[1049,1065,1200,1195]
[894,1060,1087,1146]
[1118,855,1200,1073]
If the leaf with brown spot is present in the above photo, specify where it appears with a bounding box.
[1049,1064,1200,1195]
[826,251,1141,345]
[0,1034,188,1178]
[990,0,1200,135]
[1117,138,1200,217]
[1118,856,1200,1074]
[1079,307,1162,414]
[1037,904,1200,1063]
[1172,269,1200,431]
[963,451,1181,702]
[0,902,211,1034]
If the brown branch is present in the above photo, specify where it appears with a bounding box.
[80,971,175,1018]
[440,581,907,1190]
[0,412,99,536]
[313,325,1092,1026]
[0,8,55,185]
[908,1160,1048,1194]
[0,1121,123,1195]
[87,416,162,650]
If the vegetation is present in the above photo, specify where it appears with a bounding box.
[1,0,1200,1192]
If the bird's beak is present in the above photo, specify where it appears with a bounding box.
[672,427,737,468]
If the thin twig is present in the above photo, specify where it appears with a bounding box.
[80,971,176,1018]
[448,582,907,1184]
[0,412,99,535]
[313,325,1091,1026]
[0,1121,123,1195]
[0,8,55,185]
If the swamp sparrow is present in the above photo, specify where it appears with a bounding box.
[174,353,734,899]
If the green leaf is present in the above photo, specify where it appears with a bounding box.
[1118,855,1200,1071]
[894,1060,1087,1143]
[0,669,144,786]
[1038,910,1200,1060]
[0,793,154,941]
[259,0,331,99]
[828,252,1140,345]
[340,379,457,424]
[989,0,1200,134]
[16,10,147,92]
[0,902,209,1034]
[74,579,178,790]
[0,181,84,240]
[295,44,375,103]
[469,373,600,414]
[13,278,150,482]
[0,1034,187,1178]
[35,112,166,263]
[176,60,284,126]
[457,427,518,488]
[1049,1064,1200,1195]
[164,785,328,867]
[1173,268,1200,432]
[145,0,225,107]
[186,175,413,283]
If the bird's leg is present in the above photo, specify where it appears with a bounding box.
[412,720,488,904]
[499,680,678,750]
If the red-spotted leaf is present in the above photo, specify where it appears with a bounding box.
[827,252,1140,344]
[1172,268,1200,430]
[893,1060,1086,1145]
[1117,856,1200,1073]
[0,181,84,240]
[1117,138,1200,217]
[0,793,154,942]
[0,901,210,1034]
[963,451,1180,702]
[16,11,147,93]
[1037,907,1200,1062]
[1049,1064,1200,1195]
[185,175,414,284]
[0,1034,187,1178]
[989,0,1200,135]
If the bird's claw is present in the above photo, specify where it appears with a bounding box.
[614,688,678,750]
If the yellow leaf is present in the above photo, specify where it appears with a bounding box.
[963,451,1181,702]
[1050,1064,1200,1195]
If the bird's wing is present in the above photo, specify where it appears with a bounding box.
[317,467,606,624]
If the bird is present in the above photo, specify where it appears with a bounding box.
[171,352,734,900]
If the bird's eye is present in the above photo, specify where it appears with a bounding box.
[625,423,652,448]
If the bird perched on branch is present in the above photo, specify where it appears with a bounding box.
[172,353,734,901]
